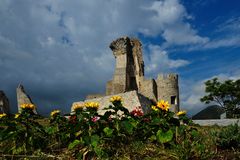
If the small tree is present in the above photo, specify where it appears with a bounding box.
[200,78,240,118]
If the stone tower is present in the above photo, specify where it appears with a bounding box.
[130,38,144,89]
[17,84,38,114]
[157,74,180,112]
[106,37,144,95]
[86,36,180,112]
[0,91,10,114]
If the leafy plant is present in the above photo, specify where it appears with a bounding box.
[215,123,240,149]
[174,125,216,159]
[0,104,48,154]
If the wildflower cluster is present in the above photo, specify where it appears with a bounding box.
[110,95,122,103]
[177,110,186,116]
[130,106,144,117]
[0,113,7,119]
[51,110,61,117]
[72,103,84,112]
[151,100,170,111]
[84,102,99,109]
[20,103,35,110]
[15,113,20,119]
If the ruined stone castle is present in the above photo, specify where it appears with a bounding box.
[85,36,180,112]
[1,36,179,115]
[0,91,10,114]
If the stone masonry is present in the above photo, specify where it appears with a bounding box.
[0,90,10,114]
[85,36,180,112]
[157,74,180,112]
[105,37,142,95]
[73,90,152,115]
[17,84,38,114]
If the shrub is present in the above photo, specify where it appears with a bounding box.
[0,104,48,154]
[215,123,240,149]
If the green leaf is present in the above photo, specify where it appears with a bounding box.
[45,126,58,135]
[91,134,100,147]
[156,129,173,144]
[149,135,156,142]
[151,117,164,125]
[94,146,104,157]
[12,146,26,154]
[103,127,113,137]
[122,120,134,134]
[68,139,81,150]
[75,130,82,137]
[129,119,138,128]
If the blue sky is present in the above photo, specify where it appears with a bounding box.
[0,0,239,116]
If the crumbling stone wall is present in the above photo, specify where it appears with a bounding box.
[17,84,38,114]
[0,91,10,114]
[106,37,141,95]
[139,78,158,102]
[130,38,144,89]
[108,37,130,94]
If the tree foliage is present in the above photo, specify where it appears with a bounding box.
[200,78,240,118]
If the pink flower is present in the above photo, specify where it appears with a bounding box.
[91,116,100,122]
[131,106,144,117]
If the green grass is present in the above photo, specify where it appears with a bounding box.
[1,126,239,160]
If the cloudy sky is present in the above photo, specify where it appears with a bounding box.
[0,0,240,116]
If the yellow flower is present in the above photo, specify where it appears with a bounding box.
[110,96,122,103]
[151,105,158,111]
[84,102,99,109]
[156,100,170,111]
[15,113,20,118]
[50,110,60,117]
[72,103,84,111]
[20,103,35,110]
[177,110,186,116]
[0,113,7,118]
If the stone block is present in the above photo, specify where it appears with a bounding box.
[139,78,157,102]
[16,84,37,114]
[72,90,152,115]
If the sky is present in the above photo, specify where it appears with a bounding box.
[0,0,240,116]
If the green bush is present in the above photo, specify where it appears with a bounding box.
[215,123,240,149]
[0,105,48,154]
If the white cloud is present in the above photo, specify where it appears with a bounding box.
[181,80,206,113]
[162,24,209,46]
[187,36,240,51]
[145,45,189,76]
[217,17,240,33]
[187,16,240,51]
[141,0,208,45]
[203,37,240,49]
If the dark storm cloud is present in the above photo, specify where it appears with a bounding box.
[0,0,206,115]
